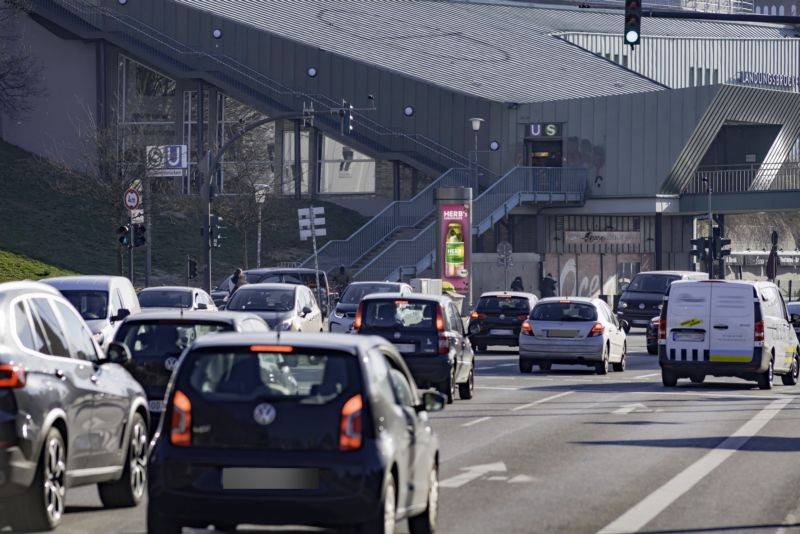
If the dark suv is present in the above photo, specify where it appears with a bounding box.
[112,310,268,431]
[147,333,444,533]
[467,291,538,351]
[355,293,475,403]
[0,281,148,531]
[213,268,332,317]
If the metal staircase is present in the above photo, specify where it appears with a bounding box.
[354,166,588,282]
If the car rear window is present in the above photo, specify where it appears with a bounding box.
[116,321,231,359]
[627,274,681,294]
[227,288,295,312]
[531,302,598,322]
[339,283,398,304]
[362,300,437,330]
[183,348,360,404]
[60,290,109,321]
[139,290,192,309]
[258,272,327,290]
[477,296,530,312]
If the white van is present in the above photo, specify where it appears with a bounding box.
[659,280,798,389]
[43,275,141,348]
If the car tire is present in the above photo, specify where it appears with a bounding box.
[690,375,705,384]
[146,504,182,534]
[99,413,148,508]
[538,362,552,372]
[458,369,474,400]
[662,369,678,387]
[595,347,609,375]
[647,345,658,355]
[758,358,774,390]
[612,355,626,372]
[782,355,800,386]
[519,359,533,373]
[359,475,396,534]
[10,427,66,532]
[622,322,631,334]
[408,465,439,534]
[438,370,455,404]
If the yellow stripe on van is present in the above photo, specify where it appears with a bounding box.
[709,355,752,363]
[680,318,703,327]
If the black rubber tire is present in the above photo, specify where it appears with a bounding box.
[782,355,799,386]
[622,322,631,334]
[595,347,609,375]
[662,369,678,387]
[458,369,474,400]
[538,362,552,371]
[408,465,439,534]
[146,503,183,534]
[690,375,705,384]
[519,359,533,373]
[758,359,774,390]
[10,427,66,532]
[359,476,397,534]
[612,355,626,372]
[99,413,148,508]
[647,345,658,355]
[438,368,455,404]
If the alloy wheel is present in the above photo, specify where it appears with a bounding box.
[428,467,439,528]
[384,480,397,533]
[43,436,66,524]
[129,420,148,500]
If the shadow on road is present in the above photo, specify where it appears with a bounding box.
[640,523,800,533]
[575,435,800,452]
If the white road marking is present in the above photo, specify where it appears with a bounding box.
[597,397,792,534]
[476,386,526,391]
[496,363,517,367]
[511,390,575,412]
[462,416,492,427]
[508,474,535,483]
[440,462,507,488]
[634,372,661,379]
[612,403,651,415]
[487,475,509,481]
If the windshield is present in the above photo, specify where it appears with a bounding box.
[339,283,398,304]
[139,290,192,308]
[626,274,681,294]
[60,290,109,321]
[258,272,327,290]
[531,302,598,322]
[362,300,437,330]
[227,288,295,312]
[477,296,530,313]
[116,321,230,358]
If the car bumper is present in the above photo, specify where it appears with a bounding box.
[403,355,452,387]
[519,336,604,363]
[617,310,659,327]
[0,446,37,497]
[469,333,519,347]
[659,346,767,377]
[148,445,386,528]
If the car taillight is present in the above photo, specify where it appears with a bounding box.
[588,323,605,337]
[170,390,192,447]
[658,318,666,340]
[436,306,445,332]
[353,303,363,332]
[0,364,26,388]
[339,394,363,451]
[521,321,534,336]
[754,320,764,343]
[438,334,450,354]
[470,311,487,320]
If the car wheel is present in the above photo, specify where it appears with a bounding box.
[458,369,474,400]
[758,358,774,390]
[595,347,609,375]
[359,475,397,534]
[438,371,455,404]
[538,362,552,372]
[147,503,183,534]
[519,359,533,373]
[647,345,658,355]
[782,354,800,386]
[690,375,705,384]
[99,413,147,508]
[612,354,626,372]
[622,322,631,334]
[662,369,678,387]
[408,465,439,534]
[11,427,66,532]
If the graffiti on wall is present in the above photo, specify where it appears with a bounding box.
[544,253,654,297]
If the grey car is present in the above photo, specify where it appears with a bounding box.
[329,282,413,333]
[0,281,148,531]
[224,283,324,332]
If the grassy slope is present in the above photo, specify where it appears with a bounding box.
[0,140,369,285]
[0,249,74,282]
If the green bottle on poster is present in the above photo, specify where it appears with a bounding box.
[445,223,465,278]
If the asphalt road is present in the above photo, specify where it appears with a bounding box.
[8,332,800,533]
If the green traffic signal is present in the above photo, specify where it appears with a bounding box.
[624,0,641,47]
[117,225,131,247]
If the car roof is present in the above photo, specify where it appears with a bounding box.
[245,268,326,275]
[120,310,262,323]
[670,279,775,289]
[479,291,536,299]
[0,280,62,301]
[233,283,299,291]
[139,286,200,293]
[189,332,386,353]
[536,296,598,304]
[42,275,129,290]
[361,291,448,303]
[633,270,702,276]
[347,281,407,287]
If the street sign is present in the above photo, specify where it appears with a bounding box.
[298,207,326,242]
[146,145,188,177]
[123,188,141,210]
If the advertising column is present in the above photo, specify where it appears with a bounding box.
[435,187,473,310]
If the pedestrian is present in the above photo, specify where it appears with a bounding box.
[230,268,247,296]
[541,272,557,298]
[510,276,524,292]
[332,265,350,293]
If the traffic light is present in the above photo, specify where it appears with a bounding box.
[690,237,709,263]
[210,214,225,248]
[132,224,146,247]
[188,258,198,279]
[117,225,131,247]
[624,0,641,47]
[339,101,354,135]
[714,236,732,260]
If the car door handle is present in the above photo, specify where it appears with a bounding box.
[54,369,65,380]
[713,325,729,330]
[90,375,98,383]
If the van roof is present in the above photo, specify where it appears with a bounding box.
[670,279,776,288]
[42,275,130,290]
[634,271,704,276]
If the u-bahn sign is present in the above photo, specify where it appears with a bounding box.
[146,145,188,177]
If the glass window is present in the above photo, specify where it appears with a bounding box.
[53,301,99,362]
[627,274,680,294]
[117,321,230,362]
[367,349,396,402]
[139,289,193,309]
[282,130,310,195]
[319,136,376,194]
[447,304,462,333]
[31,298,70,357]
[476,296,531,313]
[362,300,437,331]
[227,288,296,312]
[339,283,399,304]
[112,290,125,316]
[532,302,598,322]
[389,368,415,407]
[119,56,176,123]
[60,290,109,321]
[13,301,35,351]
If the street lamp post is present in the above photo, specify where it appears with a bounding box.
[469,117,484,191]
[704,176,713,278]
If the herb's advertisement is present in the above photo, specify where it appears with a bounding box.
[441,203,471,293]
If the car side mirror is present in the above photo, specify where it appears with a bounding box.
[792,314,800,324]
[301,306,312,317]
[620,283,629,292]
[197,303,208,310]
[110,308,130,323]
[218,304,226,311]
[619,319,630,331]
[418,390,446,413]
[105,342,132,365]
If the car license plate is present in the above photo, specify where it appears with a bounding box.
[490,329,514,336]
[673,332,704,342]
[547,330,578,338]
[633,319,650,325]
[222,468,319,490]
[395,343,416,353]
[148,400,165,413]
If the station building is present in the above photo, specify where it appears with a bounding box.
[3,0,800,296]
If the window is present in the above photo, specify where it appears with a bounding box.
[319,136,376,194]
[367,349,396,403]
[389,368,415,407]
[792,5,797,16]
[447,304,462,333]
[53,301,99,362]
[31,298,70,357]
[779,5,785,14]
[111,290,125,316]
[282,130,310,195]
[13,301,35,351]
[60,290,109,321]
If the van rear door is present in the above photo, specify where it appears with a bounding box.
[666,282,711,362]
[708,283,755,363]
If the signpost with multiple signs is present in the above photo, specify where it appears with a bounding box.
[298,207,326,303]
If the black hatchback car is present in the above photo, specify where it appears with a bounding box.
[147,333,444,533]
[111,311,268,431]
[467,291,539,351]
[354,293,475,403]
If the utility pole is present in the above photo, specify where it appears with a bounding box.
[706,177,713,279]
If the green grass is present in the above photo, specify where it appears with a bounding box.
[0,250,75,282]
[0,140,369,285]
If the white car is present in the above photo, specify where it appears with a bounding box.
[138,286,218,312]
[519,297,627,374]
[224,283,324,332]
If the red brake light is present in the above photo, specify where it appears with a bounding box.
[588,323,605,337]
[521,321,534,336]
[0,364,25,388]
[353,303,364,331]
[754,320,764,343]
[170,390,192,447]
[339,394,363,451]
[250,345,293,353]
[470,311,487,320]
[657,318,666,341]
[435,306,445,332]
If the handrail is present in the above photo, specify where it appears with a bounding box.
[354,222,436,282]
[685,163,800,193]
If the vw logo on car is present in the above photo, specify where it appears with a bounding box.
[164,357,179,371]
[253,403,277,426]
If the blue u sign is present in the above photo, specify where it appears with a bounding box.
[165,145,185,169]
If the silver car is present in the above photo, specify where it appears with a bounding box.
[224,283,324,332]
[519,297,627,374]
[138,286,218,312]
[329,281,413,333]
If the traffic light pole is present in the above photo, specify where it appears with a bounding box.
[707,179,714,279]
[128,209,134,285]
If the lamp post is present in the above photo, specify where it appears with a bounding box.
[469,117,484,191]
[703,176,713,278]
